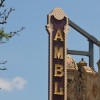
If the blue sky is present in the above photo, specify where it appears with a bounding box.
[0,0,100,100]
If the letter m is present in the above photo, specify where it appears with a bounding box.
[54,46,63,59]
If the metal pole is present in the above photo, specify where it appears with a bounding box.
[99,47,100,59]
[69,19,100,47]
[67,50,89,56]
[89,40,94,69]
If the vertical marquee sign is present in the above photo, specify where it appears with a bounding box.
[46,8,69,100]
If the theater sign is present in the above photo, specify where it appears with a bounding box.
[46,8,69,100]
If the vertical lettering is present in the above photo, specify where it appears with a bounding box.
[54,64,64,77]
[54,29,64,41]
[54,46,63,59]
[54,82,64,95]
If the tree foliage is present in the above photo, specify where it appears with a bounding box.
[0,0,24,44]
[0,0,24,70]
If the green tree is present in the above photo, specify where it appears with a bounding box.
[0,0,24,70]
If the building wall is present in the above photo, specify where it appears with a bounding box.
[67,56,100,100]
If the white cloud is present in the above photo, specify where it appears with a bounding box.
[0,77,27,91]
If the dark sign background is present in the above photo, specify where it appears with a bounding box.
[51,16,67,100]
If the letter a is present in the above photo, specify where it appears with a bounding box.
[54,29,64,41]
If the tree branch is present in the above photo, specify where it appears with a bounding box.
[0,27,25,43]
[0,67,7,70]
[0,0,5,7]
[0,60,7,70]
[10,27,25,37]
[0,60,7,64]
[0,8,15,24]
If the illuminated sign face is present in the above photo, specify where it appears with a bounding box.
[46,8,69,100]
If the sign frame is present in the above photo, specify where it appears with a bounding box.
[46,8,69,100]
